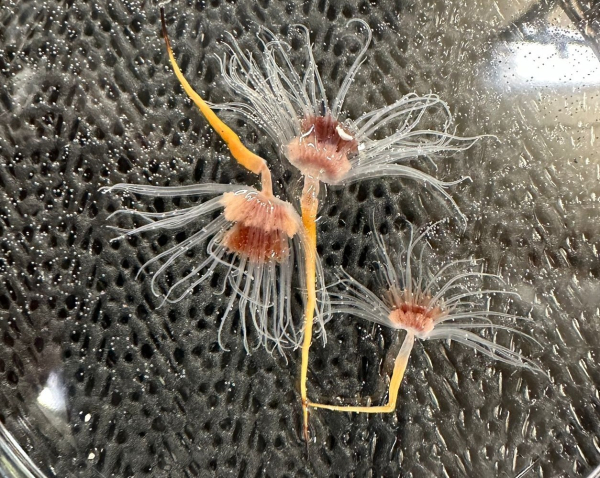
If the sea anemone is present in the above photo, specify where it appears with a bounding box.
[309,222,541,413]
[213,21,484,217]
[103,182,327,355]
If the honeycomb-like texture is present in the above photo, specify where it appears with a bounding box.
[1,0,599,477]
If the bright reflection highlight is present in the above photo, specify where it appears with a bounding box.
[36,372,67,416]
[495,34,600,88]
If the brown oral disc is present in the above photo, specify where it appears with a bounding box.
[221,190,299,263]
[286,114,358,183]
[388,302,442,335]
[222,223,290,263]
[305,115,358,150]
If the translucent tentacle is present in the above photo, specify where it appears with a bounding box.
[331,19,372,117]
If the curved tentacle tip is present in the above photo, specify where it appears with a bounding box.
[106,226,132,240]
[157,296,170,309]
[538,367,550,380]
[517,357,546,376]
[485,133,501,143]
[290,23,311,35]
[345,18,370,30]
[100,184,135,195]
[457,212,468,232]
[134,262,158,280]
[106,209,135,221]
[158,288,192,308]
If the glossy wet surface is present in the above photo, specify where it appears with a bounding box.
[0,1,599,476]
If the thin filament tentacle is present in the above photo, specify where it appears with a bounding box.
[331,18,372,117]
[101,183,240,197]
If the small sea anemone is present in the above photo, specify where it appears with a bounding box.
[213,21,484,219]
[103,182,328,355]
[309,222,541,414]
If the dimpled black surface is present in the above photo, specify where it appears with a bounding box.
[1,0,600,477]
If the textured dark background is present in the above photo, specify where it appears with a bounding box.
[1,0,600,476]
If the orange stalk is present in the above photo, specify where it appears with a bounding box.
[309,332,414,413]
[299,176,319,442]
[160,8,272,196]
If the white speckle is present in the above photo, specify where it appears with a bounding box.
[84,414,91,422]
[336,125,353,141]
[88,452,95,460]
